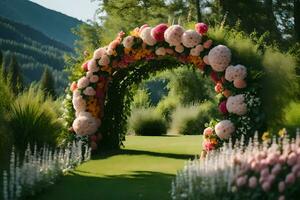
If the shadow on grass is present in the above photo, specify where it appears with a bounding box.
[93,149,197,160]
[33,170,175,200]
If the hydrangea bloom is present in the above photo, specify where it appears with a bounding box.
[72,95,86,112]
[181,30,201,48]
[155,47,166,56]
[72,112,100,136]
[226,94,247,115]
[122,36,134,49]
[87,59,99,72]
[93,47,106,59]
[215,120,235,139]
[90,75,99,83]
[140,27,156,46]
[77,77,90,89]
[175,45,184,53]
[225,64,247,82]
[83,86,96,96]
[98,54,110,66]
[208,45,231,72]
[164,25,184,46]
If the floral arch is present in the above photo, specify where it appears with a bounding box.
[68,23,264,153]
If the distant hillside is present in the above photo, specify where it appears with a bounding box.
[0,0,82,47]
[0,16,71,93]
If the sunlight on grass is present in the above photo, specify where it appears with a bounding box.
[34,135,202,200]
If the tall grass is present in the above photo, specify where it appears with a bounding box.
[9,85,63,151]
[170,102,217,135]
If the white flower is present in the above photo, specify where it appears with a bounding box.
[208,45,231,72]
[215,120,235,139]
[72,112,100,136]
[83,87,96,96]
[226,94,247,115]
[90,75,99,83]
[123,36,134,49]
[140,27,157,46]
[181,30,201,48]
[77,77,90,89]
[164,25,185,46]
[155,47,166,56]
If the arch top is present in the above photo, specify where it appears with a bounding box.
[69,22,263,153]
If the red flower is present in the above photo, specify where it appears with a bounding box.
[151,23,168,41]
[195,23,208,35]
[210,71,220,83]
[219,100,228,114]
[81,62,88,71]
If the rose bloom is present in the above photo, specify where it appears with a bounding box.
[90,75,99,83]
[214,82,223,93]
[203,127,214,138]
[83,87,96,96]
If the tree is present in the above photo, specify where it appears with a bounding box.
[195,0,201,22]
[295,0,300,42]
[8,55,23,94]
[40,68,56,98]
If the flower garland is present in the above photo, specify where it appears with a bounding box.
[69,22,263,152]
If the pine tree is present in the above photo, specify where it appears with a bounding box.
[8,55,23,94]
[40,68,56,98]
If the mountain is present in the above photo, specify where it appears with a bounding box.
[0,0,82,47]
[0,16,71,92]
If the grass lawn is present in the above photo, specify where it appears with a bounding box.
[33,135,202,200]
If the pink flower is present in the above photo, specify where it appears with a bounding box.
[203,39,213,49]
[262,181,271,192]
[292,164,300,174]
[214,82,223,93]
[165,48,174,55]
[203,140,215,151]
[203,55,209,65]
[195,23,208,35]
[236,176,247,187]
[88,59,99,72]
[234,79,247,89]
[140,27,156,46]
[271,163,282,175]
[123,36,134,49]
[81,62,88,71]
[287,152,297,166]
[108,40,119,50]
[83,87,96,96]
[155,47,166,56]
[219,101,228,114]
[175,45,184,53]
[151,23,168,42]
[248,176,257,188]
[98,55,110,66]
[278,195,285,200]
[90,75,99,83]
[139,24,149,34]
[203,127,214,137]
[278,181,285,193]
[285,173,296,185]
[93,47,106,59]
[260,168,269,178]
[70,82,77,92]
[181,30,201,48]
[208,45,231,72]
[164,25,185,46]
[226,94,247,116]
[77,77,90,89]
[214,120,235,140]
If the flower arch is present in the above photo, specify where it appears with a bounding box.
[69,23,264,153]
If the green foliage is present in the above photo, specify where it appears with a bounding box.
[285,102,300,130]
[156,96,179,123]
[128,108,167,136]
[9,85,63,151]
[170,102,217,135]
[0,16,71,94]
[7,54,24,94]
[163,67,214,104]
[131,88,151,109]
[40,67,56,98]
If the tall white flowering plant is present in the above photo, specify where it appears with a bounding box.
[172,129,300,200]
[2,141,91,200]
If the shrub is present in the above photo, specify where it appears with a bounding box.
[285,101,300,133]
[9,85,63,151]
[128,108,167,136]
[156,96,179,123]
[131,88,151,109]
[170,102,217,135]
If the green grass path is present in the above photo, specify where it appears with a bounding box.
[34,135,202,200]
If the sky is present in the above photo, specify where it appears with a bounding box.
[30,0,99,21]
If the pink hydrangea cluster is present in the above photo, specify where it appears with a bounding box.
[226,94,247,115]
[215,120,235,139]
[208,45,231,72]
[72,112,101,136]
[225,64,247,89]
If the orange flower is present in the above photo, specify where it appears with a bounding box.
[214,82,223,93]
[130,28,140,37]
[70,82,77,92]
[223,89,231,97]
